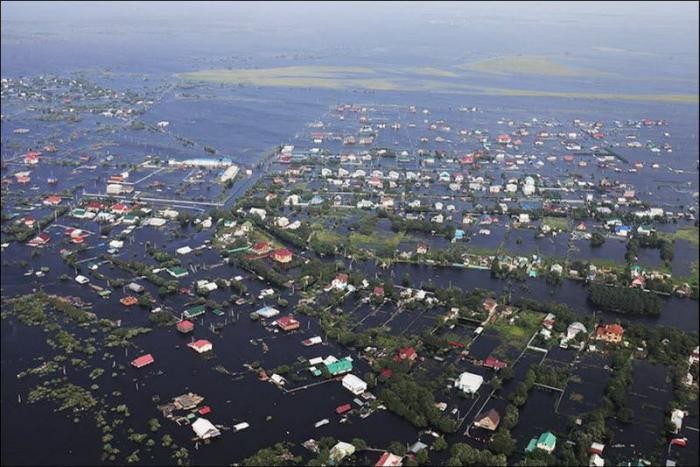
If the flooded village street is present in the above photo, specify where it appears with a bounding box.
[2,2,699,467]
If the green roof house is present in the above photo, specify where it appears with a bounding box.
[525,438,538,453]
[184,305,206,319]
[325,358,353,376]
[536,431,557,453]
[121,213,139,224]
[167,266,188,278]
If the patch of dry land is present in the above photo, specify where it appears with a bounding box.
[177,66,401,90]
[178,65,698,104]
[461,55,612,77]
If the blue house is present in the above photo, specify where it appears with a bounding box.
[454,229,465,240]
[615,225,632,237]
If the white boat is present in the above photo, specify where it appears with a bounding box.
[233,422,250,432]
[314,418,329,428]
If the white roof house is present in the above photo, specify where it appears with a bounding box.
[75,275,90,285]
[176,246,193,255]
[342,374,367,395]
[256,306,280,319]
[108,239,124,249]
[249,207,266,220]
[330,441,356,463]
[567,322,587,340]
[454,372,483,394]
[671,409,685,433]
[191,418,221,439]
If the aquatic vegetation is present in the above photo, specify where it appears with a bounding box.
[28,381,98,413]
[104,327,152,347]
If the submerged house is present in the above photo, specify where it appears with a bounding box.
[526,431,557,454]
[191,418,221,440]
[473,409,500,431]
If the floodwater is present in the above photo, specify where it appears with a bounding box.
[2,4,699,465]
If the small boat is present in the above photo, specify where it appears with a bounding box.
[233,422,250,432]
[314,418,329,428]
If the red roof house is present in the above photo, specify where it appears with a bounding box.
[188,339,213,353]
[86,200,104,211]
[373,287,385,297]
[375,452,403,467]
[332,273,349,289]
[176,320,194,333]
[43,195,62,206]
[595,324,624,343]
[131,354,155,368]
[497,134,511,144]
[396,347,418,362]
[271,248,293,263]
[24,153,40,165]
[461,154,474,165]
[111,203,130,214]
[276,315,300,332]
[251,241,272,255]
[198,406,211,415]
[483,355,507,370]
[27,233,50,247]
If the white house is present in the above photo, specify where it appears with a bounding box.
[671,409,685,434]
[454,372,483,394]
[329,442,356,463]
[342,374,367,395]
[567,322,587,340]
[191,418,221,440]
[249,208,266,220]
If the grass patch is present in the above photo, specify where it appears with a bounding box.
[671,227,699,247]
[489,309,544,351]
[349,232,403,252]
[543,216,570,231]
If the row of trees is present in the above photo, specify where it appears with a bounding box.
[589,283,661,315]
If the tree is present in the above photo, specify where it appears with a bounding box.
[617,407,634,423]
[503,405,519,430]
[433,436,448,452]
[351,438,367,451]
[416,449,430,464]
[490,429,515,456]
[590,232,606,247]
[500,367,514,381]
[388,441,407,456]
